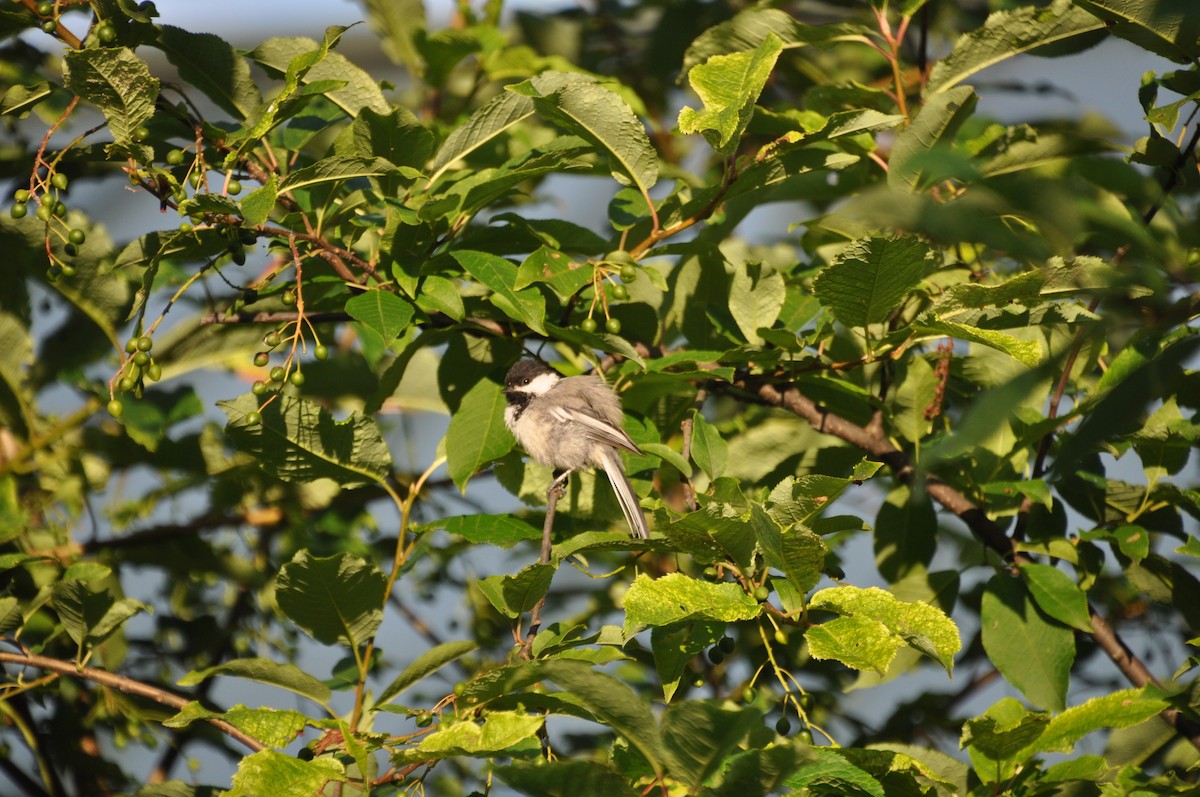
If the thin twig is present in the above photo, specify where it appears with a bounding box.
[0,651,267,754]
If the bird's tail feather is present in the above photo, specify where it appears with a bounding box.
[599,449,649,539]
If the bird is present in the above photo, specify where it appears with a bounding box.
[502,358,649,541]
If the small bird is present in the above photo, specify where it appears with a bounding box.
[503,358,649,540]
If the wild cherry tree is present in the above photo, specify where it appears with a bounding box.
[1,0,1199,795]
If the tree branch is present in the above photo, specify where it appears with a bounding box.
[0,652,267,754]
[730,374,1200,750]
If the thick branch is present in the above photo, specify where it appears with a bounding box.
[0,651,266,754]
[732,375,1200,749]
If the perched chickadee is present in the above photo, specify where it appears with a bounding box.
[503,358,649,539]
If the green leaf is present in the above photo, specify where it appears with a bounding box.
[623,572,761,637]
[752,507,827,594]
[249,36,388,116]
[360,0,426,70]
[678,33,783,154]
[806,614,905,674]
[429,91,536,183]
[226,749,344,797]
[926,0,1106,94]
[63,47,160,152]
[808,585,961,674]
[874,487,937,583]
[916,317,1044,367]
[661,701,762,789]
[651,621,723,702]
[444,375,512,491]
[1019,563,1094,633]
[981,574,1074,711]
[682,8,867,76]
[219,393,392,488]
[812,235,931,328]
[1,81,52,117]
[410,711,543,758]
[414,274,466,321]
[344,290,415,342]
[888,86,977,190]
[335,106,433,170]
[155,26,261,119]
[1035,688,1169,754]
[499,761,640,797]
[52,581,148,649]
[784,748,886,797]
[477,563,555,618]
[689,412,727,481]
[177,657,332,706]
[239,176,277,227]
[452,250,547,335]
[429,514,541,548]
[278,156,401,193]
[378,640,477,704]
[535,659,667,777]
[513,72,658,197]
[1076,0,1199,62]
[961,697,1049,762]
[728,262,785,345]
[164,703,309,748]
[275,550,387,647]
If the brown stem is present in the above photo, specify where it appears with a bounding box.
[0,651,266,753]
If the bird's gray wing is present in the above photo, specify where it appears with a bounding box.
[549,405,642,454]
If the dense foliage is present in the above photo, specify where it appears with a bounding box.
[2,0,1199,794]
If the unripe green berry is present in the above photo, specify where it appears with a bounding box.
[264,331,282,348]
[36,203,53,221]
[253,351,270,367]
[281,290,296,307]
[289,370,305,387]
[251,380,268,396]
[245,410,261,425]
[41,19,57,34]
[135,335,152,352]
[604,317,621,334]
[107,399,124,418]
[269,366,285,383]
[580,317,598,334]
[53,201,66,217]
[125,338,139,354]
[611,284,628,300]
[10,203,26,219]
[118,376,136,392]
[14,189,30,202]
[97,24,117,43]
[133,351,150,367]
[36,2,52,16]
[132,125,150,142]
[68,228,85,245]
[754,585,770,602]
[59,263,76,277]
[166,148,185,165]
[620,263,637,282]
[313,344,329,361]
[146,363,161,381]
[227,178,242,195]
[51,172,68,191]
[179,222,193,233]
[795,729,813,744]
[415,713,433,728]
